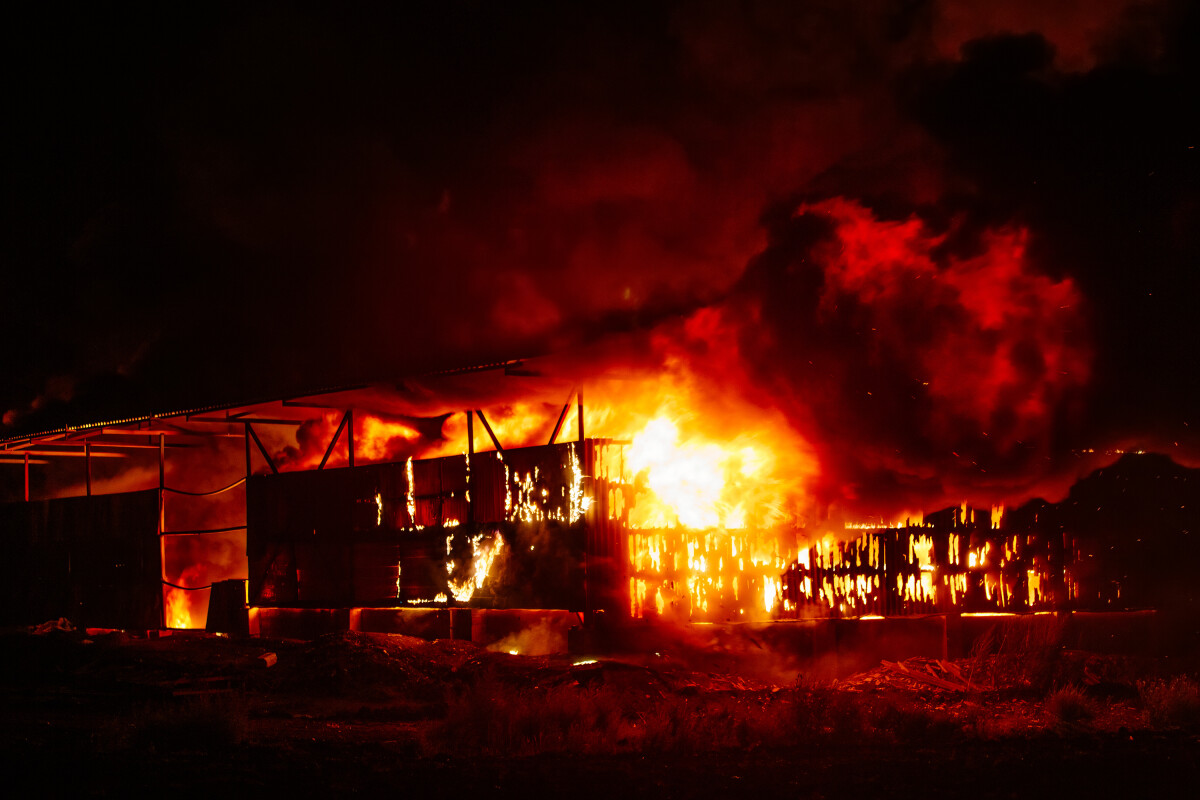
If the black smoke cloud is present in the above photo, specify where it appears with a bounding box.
[3,0,1196,496]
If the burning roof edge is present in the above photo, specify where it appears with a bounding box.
[0,358,530,450]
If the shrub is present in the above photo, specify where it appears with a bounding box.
[967,615,1067,691]
[1139,676,1200,729]
[1046,685,1095,723]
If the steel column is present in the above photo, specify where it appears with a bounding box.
[547,388,575,446]
[466,410,475,525]
[577,388,585,442]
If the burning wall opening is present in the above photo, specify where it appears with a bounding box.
[247,439,626,621]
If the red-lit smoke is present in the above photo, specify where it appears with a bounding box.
[626,197,1093,519]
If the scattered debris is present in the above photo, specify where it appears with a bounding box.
[839,657,972,693]
[882,659,969,692]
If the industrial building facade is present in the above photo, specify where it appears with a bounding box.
[0,371,1176,637]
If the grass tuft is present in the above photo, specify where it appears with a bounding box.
[967,615,1067,692]
[1138,676,1200,729]
[1046,685,1096,723]
[426,678,965,756]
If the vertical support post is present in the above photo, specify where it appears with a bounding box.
[158,434,166,534]
[577,387,585,442]
[347,409,355,468]
[23,452,29,502]
[244,422,252,478]
[158,434,166,631]
[466,410,475,525]
[577,387,587,623]
[85,442,92,497]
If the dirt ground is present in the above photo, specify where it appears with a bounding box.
[2,625,1197,798]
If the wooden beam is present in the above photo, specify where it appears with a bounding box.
[280,400,351,411]
[475,409,504,454]
[134,420,237,437]
[547,387,576,446]
[56,439,193,450]
[465,410,475,526]
[2,448,127,458]
[318,410,351,470]
[2,432,67,450]
[577,387,585,442]
[189,417,305,426]
[245,423,279,475]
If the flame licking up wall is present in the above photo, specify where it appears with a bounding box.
[446,531,505,603]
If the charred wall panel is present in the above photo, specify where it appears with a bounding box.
[248,465,399,607]
[248,441,605,612]
[0,490,160,629]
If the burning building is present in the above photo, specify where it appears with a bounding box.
[2,356,1195,659]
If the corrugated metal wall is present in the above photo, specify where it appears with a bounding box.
[0,490,161,629]
[247,441,620,613]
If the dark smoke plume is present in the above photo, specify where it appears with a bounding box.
[3,1,1196,515]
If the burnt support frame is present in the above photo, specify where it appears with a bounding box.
[318,410,352,470]
[547,387,577,446]
[158,433,166,629]
[245,423,279,475]
[475,409,504,454]
[466,410,475,525]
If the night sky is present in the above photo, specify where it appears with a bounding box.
[3,1,1198,506]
